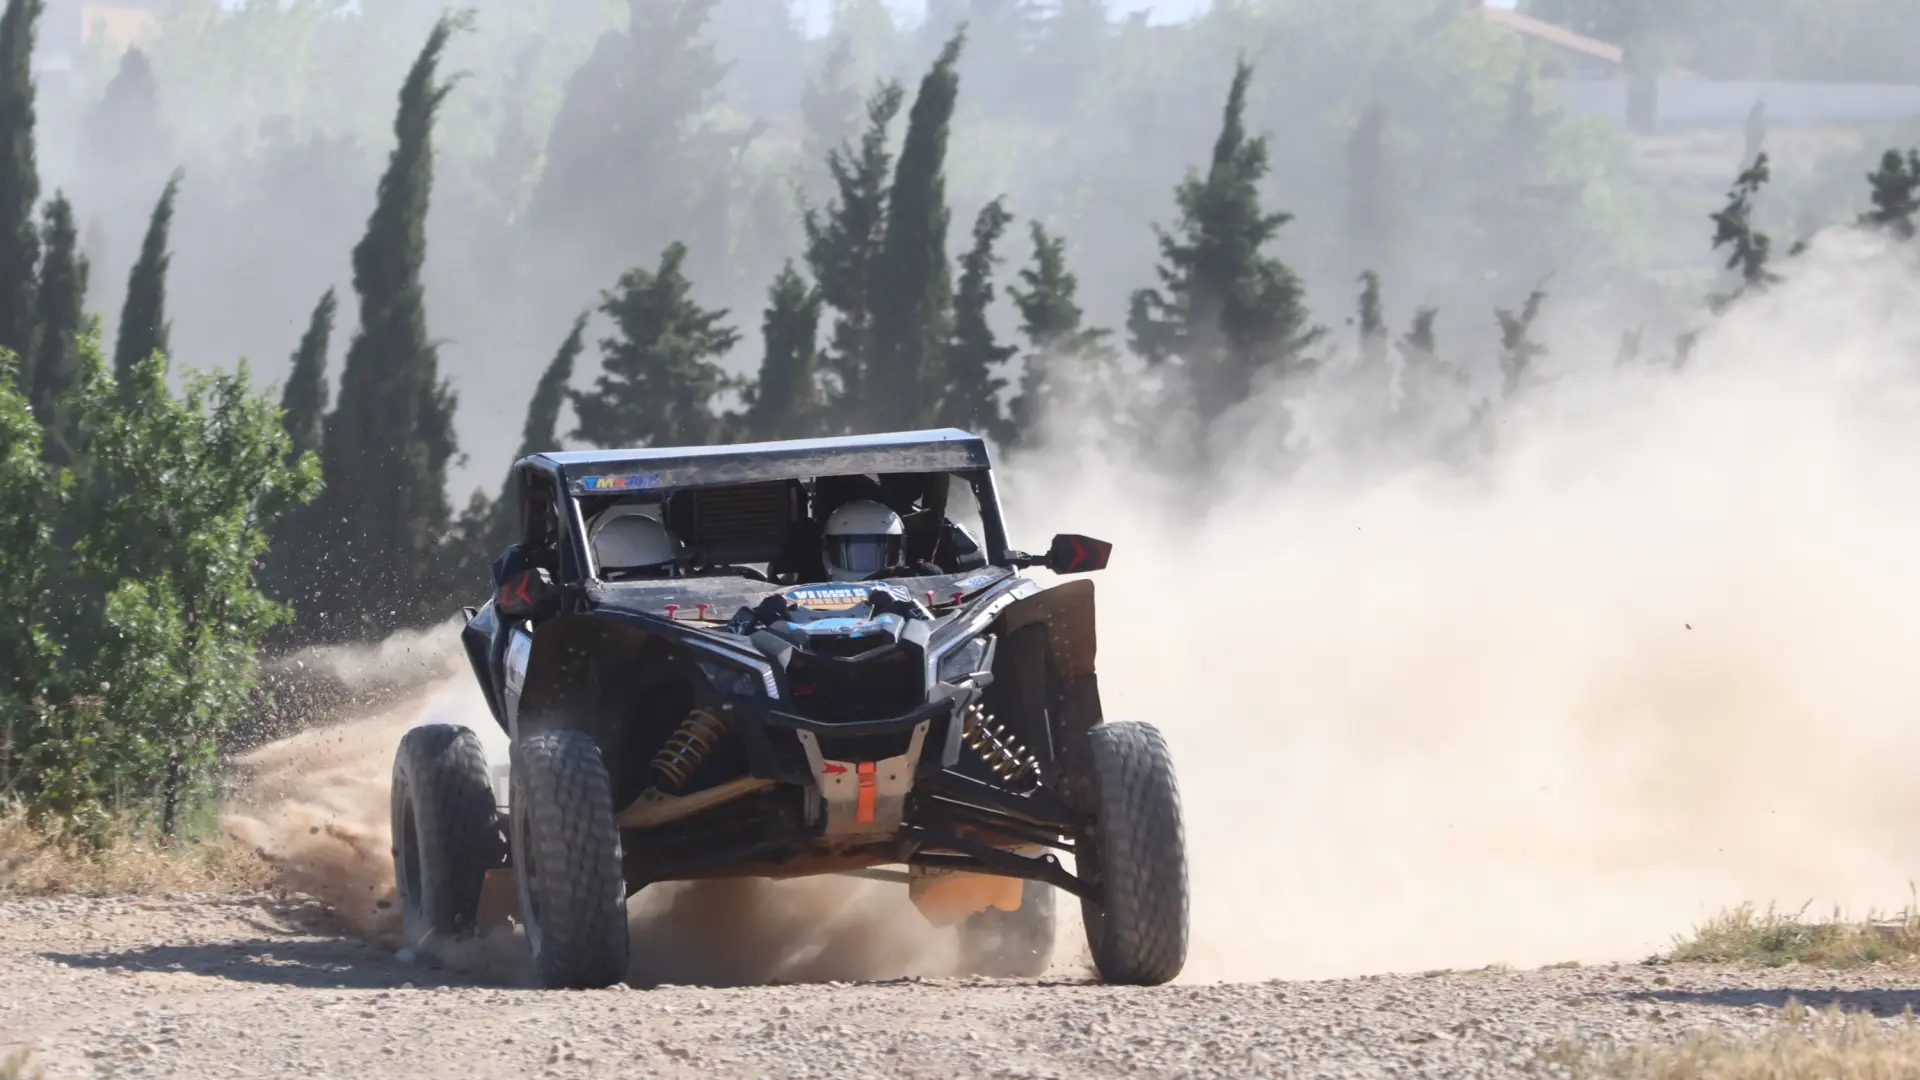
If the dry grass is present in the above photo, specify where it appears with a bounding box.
[0,803,273,898]
[1665,902,1920,969]
[1540,1002,1920,1079]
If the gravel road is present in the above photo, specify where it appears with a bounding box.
[8,894,1920,1079]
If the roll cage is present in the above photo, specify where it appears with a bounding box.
[504,429,1016,589]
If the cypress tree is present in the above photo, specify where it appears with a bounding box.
[572,242,739,449]
[114,169,180,388]
[1346,102,1394,284]
[1399,307,1438,365]
[1006,222,1111,446]
[941,196,1014,440]
[1708,152,1776,313]
[306,16,463,638]
[1742,98,1768,169]
[1010,222,1100,354]
[1861,148,1920,241]
[528,0,738,294]
[279,288,335,462]
[485,43,542,224]
[743,262,823,442]
[805,79,904,425]
[1356,270,1387,362]
[800,35,862,203]
[29,192,85,454]
[1614,327,1644,368]
[1128,57,1321,428]
[1395,305,1467,428]
[442,311,590,599]
[0,0,41,368]
[83,48,167,167]
[517,311,587,463]
[469,310,590,559]
[865,30,964,431]
[1496,285,1549,400]
[262,289,334,613]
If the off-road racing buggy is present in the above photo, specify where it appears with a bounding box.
[389,429,1188,989]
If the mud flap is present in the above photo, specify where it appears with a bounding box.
[909,865,1025,926]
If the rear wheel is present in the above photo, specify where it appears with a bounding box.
[390,724,505,951]
[1076,721,1188,986]
[959,878,1056,977]
[509,730,630,989]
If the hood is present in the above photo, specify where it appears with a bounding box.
[584,568,1013,635]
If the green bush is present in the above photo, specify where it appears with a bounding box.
[0,336,318,835]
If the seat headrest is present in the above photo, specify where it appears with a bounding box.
[591,507,679,572]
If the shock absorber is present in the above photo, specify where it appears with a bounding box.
[962,702,1039,788]
[650,710,728,790]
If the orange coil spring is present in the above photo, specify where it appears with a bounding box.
[651,710,728,789]
[962,703,1038,786]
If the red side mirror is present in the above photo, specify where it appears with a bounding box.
[496,567,558,619]
[1046,534,1112,575]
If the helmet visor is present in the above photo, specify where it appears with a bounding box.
[825,534,902,578]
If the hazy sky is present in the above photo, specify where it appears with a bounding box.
[794,0,1518,36]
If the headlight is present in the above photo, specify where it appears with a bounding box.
[937,635,994,683]
[695,659,759,697]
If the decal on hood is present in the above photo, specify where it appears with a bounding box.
[781,582,912,612]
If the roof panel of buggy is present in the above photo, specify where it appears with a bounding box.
[531,429,992,495]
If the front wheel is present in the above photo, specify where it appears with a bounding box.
[390,724,505,951]
[509,730,630,989]
[1077,721,1188,986]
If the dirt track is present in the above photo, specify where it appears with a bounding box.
[9,894,1920,1079]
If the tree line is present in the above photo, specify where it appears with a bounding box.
[69,0,1655,448]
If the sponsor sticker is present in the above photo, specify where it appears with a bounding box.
[782,583,870,611]
[580,472,662,492]
[951,572,999,592]
[782,582,913,612]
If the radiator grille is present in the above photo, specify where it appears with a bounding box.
[785,646,923,725]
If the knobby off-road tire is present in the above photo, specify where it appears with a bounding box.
[390,724,506,950]
[509,729,630,990]
[1078,721,1188,986]
[959,878,1057,978]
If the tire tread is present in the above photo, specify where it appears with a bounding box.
[511,730,629,990]
[1082,721,1188,985]
[390,724,502,945]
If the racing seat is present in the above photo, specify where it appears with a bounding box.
[590,504,681,577]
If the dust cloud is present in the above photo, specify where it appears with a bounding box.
[220,231,1920,986]
[1000,228,1920,981]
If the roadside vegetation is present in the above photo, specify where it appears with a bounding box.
[1665,903,1920,969]
[0,803,269,897]
[1540,1002,1920,1079]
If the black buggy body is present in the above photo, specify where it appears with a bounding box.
[388,428,1189,988]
